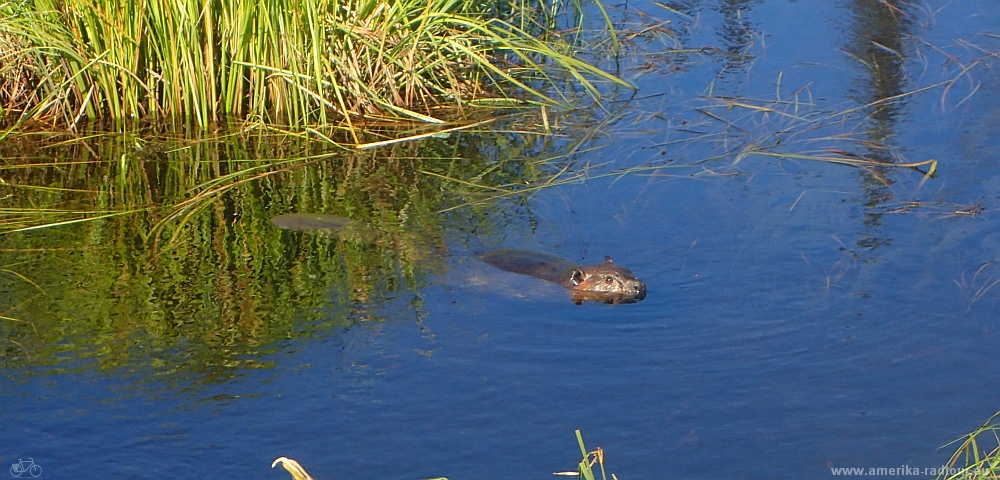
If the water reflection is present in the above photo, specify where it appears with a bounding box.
[844,0,916,244]
[713,0,762,74]
[0,127,581,383]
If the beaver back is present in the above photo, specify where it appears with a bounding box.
[478,249,646,304]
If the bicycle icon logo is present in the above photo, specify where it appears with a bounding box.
[9,458,41,478]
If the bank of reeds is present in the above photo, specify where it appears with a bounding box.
[0,0,627,131]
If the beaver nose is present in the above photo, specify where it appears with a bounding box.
[634,283,646,300]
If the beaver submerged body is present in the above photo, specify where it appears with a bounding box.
[478,249,646,305]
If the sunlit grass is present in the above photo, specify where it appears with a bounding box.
[569,430,614,480]
[0,0,630,131]
[937,410,1000,480]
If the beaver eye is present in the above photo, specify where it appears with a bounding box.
[605,276,614,284]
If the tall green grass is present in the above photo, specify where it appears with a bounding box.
[0,0,627,130]
[937,410,1000,480]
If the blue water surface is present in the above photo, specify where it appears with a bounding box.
[4,1,1000,479]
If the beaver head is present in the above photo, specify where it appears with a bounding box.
[567,256,646,304]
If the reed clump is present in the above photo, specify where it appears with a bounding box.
[0,0,624,130]
[937,410,1000,480]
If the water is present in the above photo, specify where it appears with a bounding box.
[4,1,1000,479]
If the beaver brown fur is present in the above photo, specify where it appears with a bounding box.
[477,249,646,304]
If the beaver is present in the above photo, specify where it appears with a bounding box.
[477,249,646,304]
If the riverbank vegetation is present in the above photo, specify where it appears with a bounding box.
[937,410,1000,480]
[0,0,627,132]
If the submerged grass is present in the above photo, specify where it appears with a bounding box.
[0,0,629,131]
[426,78,946,214]
[955,261,1000,312]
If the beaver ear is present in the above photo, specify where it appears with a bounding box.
[570,269,585,286]
[605,256,613,264]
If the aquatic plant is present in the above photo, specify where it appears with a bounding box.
[0,0,628,131]
[937,410,1000,480]
[570,430,612,480]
